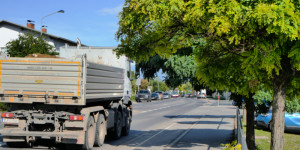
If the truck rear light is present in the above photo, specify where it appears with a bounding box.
[1,113,14,118]
[70,115,83,121]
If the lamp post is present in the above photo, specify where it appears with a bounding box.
[40,10,64,35]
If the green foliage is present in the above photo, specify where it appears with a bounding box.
[222,140,241,150]
[0,103,8,111]
[177,82,193,93]
[6,32,57,57]
[116,1,300,148]
[136,48,202,90]
[253,90,273,104]
[150,79,169,92]
[130,95,136,102]
[140,79,150,89]
[253,90,273,114]
[285,97,300,114]
[138,55,166,79]
[130,71,138,94]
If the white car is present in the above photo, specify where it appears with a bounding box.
[197,93,207,99]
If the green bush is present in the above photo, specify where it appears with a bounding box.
[6,32,57,57]
[222,140,241,150]
[0,103,8,111]
[130,95,136,102]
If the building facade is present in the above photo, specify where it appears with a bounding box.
[0,20,79,53]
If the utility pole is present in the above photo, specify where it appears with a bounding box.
[158,79,159,91]
[217,90,220,106]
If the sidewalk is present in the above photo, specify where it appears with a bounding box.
[170,100,236,150]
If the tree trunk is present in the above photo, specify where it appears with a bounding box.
[271,76,288,150]
[245,94,255,150]
[243,107,247,123]
[271,56,291,150]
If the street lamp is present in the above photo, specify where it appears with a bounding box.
[40,10,64,35]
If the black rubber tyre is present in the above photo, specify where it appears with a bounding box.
[82,115,96,150]
[6,142,32,148]
[122,107,132,136]
[94,113,106,147]
[112,110,122,139]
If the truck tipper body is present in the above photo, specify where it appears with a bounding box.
[0,46,132,149]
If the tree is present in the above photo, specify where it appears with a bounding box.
[140,79,150,89]
[6,32,57,57]
[177,82,193,94]
[116,1,300,149]
[130,71,138,94]
[150,79,169,92]
[195,42,259,149]
[136,48,202,90]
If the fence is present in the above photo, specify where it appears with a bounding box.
[236,107,248,150]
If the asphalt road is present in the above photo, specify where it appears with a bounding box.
[0,97,236,150]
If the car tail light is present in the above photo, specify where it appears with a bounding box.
[1,113,14,118]
[70,115,83,121]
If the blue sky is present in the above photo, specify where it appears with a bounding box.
[0,0,166,80]
[0,0,124,46]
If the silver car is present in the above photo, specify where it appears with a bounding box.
[163,92,170,99]
[136,90,151,102]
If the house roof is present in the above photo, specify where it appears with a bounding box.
[0,20,84,46]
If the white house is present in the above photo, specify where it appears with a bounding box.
[0,20,81,53]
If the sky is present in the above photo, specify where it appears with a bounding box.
[0,0,124,47]
[0,0,166,80]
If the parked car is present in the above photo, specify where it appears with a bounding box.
[155,91,164,100]
[151,93,159,100]
[171,92,180,98]
[256,110,300,133]
[136,90,151,102]
[163,92,170,99]
[186,94,192,98]
[197,93,207,99]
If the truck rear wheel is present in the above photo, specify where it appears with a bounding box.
[6,142,32,148]
[112,110,122,139]
[94,113,106,147]
[82,115,96,150]
[122,107,132,136]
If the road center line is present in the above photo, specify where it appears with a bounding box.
[139,104,182,114]
[133,123,175,148]
[166,115,206,148]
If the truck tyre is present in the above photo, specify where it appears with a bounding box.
[94,113,106,147]
[6,142,32,148]
[82,115,96,150]
[122,107,132,136]
[112,110,122,139]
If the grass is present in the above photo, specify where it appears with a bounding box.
[243,122,300,150]
[130,95,136,102]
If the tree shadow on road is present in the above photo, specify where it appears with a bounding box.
[164,115,235,119]
[105,128,233,149]
[104,114,235,149]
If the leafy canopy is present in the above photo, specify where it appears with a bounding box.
[6,32,57,57]
[116,0,300,96]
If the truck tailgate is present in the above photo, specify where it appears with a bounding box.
[0,57,83,105]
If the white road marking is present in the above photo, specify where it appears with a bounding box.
[139,104,182,114]
[133,123,175,148]
[166,117,204,148]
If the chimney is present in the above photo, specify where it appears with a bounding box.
[26,20,35,29]
[42,28,47,33]
[41,25,48,33]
